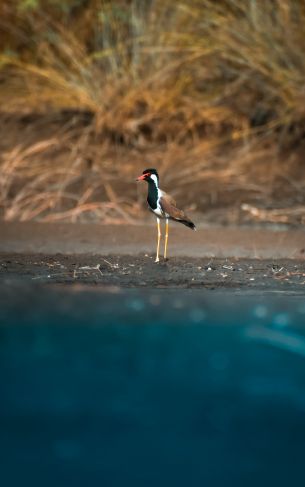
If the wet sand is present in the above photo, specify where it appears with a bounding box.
[1,220,305,259]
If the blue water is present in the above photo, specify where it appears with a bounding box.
[1,285,305,486]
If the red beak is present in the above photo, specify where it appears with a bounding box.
[136,172,150,181]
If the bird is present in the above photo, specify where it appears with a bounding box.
[136,168,196,262]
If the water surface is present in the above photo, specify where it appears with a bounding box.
[1,284,305,486]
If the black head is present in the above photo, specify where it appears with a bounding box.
[136,168,159,184]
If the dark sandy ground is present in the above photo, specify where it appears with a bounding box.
[1,253,305,293]
[1,221,305,292]
[0,223,305,294]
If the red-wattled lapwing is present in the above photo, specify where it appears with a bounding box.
[136,168,196,262]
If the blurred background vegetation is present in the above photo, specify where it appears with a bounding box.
[1,0,305,224]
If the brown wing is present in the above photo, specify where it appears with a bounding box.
[160,190,176,207]
[159,191,196,230]
[159,193,187,220]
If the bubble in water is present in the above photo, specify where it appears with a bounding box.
[298,303,305,314]
[189,308,206,323]
[127,299,145,311]
[253,305,268,319]
[172,299,185,309]
[273,313,291,328]
[149,295,161,306]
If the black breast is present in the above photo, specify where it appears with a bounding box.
[147,181,158,210]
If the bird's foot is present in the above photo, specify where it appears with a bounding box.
[155,257,160,263]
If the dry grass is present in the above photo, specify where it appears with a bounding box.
[1,0,305,223]
[0,117,141,222]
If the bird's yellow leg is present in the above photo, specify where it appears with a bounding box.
[164,218,169,260]
[155,218,161,263]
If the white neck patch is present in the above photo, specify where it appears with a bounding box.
[150,174,159,187]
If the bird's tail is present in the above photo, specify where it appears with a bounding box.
[180,219,196,231]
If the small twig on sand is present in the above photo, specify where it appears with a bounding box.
[78,264,103,275]
[99,258,119,269]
